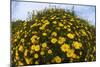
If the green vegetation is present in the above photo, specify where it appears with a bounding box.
[11,8,96,66]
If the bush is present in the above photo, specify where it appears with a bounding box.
[11,8,96,66]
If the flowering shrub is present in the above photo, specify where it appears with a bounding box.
[11,8,96,66]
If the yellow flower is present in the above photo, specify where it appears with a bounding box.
[54,56,62,63]
[72,41,82,49]
[24,49,28,57]
[61,43,70,52]
[93,46,96,51]
[35,61,39,64]
[31,45,35,50]
[25,57,32,64]
[67,28,71,32]
[32,31,38,34]
[20,38,24,42]
[48,49,52,54]
[56,27,61,30]
[62,16,66,18]
[31,23,38,28]
[76,26,79,28]
[76,20,80,23]
[52,21,57,24]
[64,26,67,29]
[34,45,40,52]
[42,43,47,48]
[30,50,34,54]
[72,53,77,59]
[46,29,51,33]
[80,29,87,36]
[41,19,44,22]
[51,16,56,20]
[40,51,45,55]
[15,51,18,56]
[80,51,82,55]
[18,61,23,65]
[35,19,38,22]
[31,39,35,44]
[67,49,76,58]
[42,32,47,36]
[76,56,80,59]
[34,53,39,59]
[39,26,45,30]
[69,22,73,26]
[23,22,27,26]
[51,32,57,36]
[31,35,37,39]
[14,39,17,42]
[58,37,66,45]
[51,38,57,44]
[31,35,38,43]
[85,27,88,30]
[45,21,50,25]
[15,56,19,61]
[67,33,75,39]
[70,18,74,22]
[18,45,24,52]
[67,25,70,28]
[15,51,19,60]
[63,20,66,24]
[16,31,19,35]
[43,20,50,24]
[59,22,64,27]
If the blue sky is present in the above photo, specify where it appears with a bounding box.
[11,1,96,25]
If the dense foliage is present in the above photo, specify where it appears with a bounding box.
[11,8,96,66]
